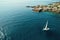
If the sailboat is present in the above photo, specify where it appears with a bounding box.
[43,20,50,31]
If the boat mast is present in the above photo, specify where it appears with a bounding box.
[45,20,48,28]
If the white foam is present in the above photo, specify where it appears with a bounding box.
[0,31,5,39]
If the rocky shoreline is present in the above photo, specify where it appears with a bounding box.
[27,2,60,13]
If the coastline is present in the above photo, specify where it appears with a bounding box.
[27,2,60,13]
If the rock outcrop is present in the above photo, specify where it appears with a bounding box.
[27,2,60,13]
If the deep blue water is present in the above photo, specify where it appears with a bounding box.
[0,1,60,40]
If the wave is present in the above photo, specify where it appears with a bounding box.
[0,27,11,40]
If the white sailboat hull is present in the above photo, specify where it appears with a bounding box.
[43,28,50,31]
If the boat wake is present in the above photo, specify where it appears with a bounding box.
[0,27,11,40]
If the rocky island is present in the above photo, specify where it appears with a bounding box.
[27,2,60,13]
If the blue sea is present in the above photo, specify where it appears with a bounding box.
[0,0,60,40]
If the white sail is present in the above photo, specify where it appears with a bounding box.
[43,20,50,31]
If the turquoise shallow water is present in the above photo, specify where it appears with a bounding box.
[0,0,60,40]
